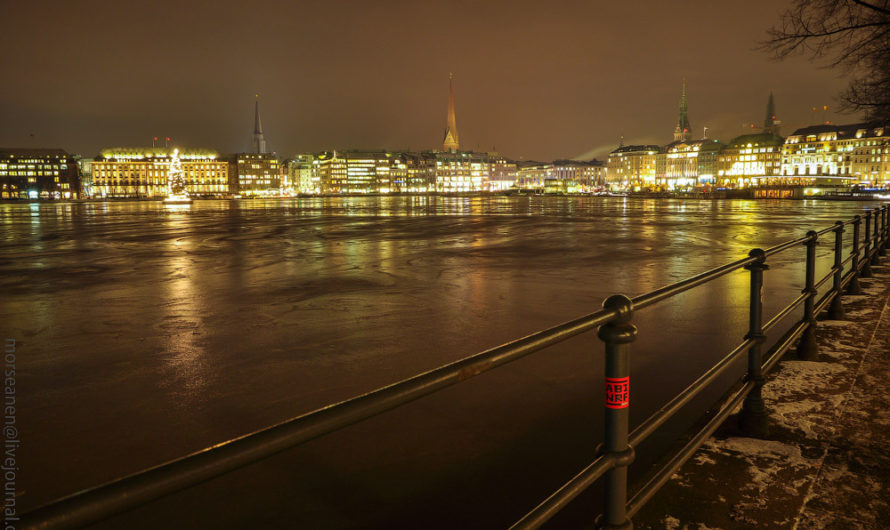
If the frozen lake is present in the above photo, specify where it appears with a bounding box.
[1,196,881,528]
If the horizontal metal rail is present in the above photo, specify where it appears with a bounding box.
[628,337,754,448]
[510,452,615,529]
[631,255,757,310]
[21,205,890,530]
[626,379,755,518]
[763,292,807,334]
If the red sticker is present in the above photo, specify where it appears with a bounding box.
[605,377,629,409]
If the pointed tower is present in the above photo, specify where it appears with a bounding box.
[443,73,460,152]
[673,79,691,142]
[252,95,267,154]
[764,92,778,134]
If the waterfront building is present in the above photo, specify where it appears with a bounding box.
[443,74,460,152]
[234,153,281,195]
[659,139,724,189]
[717,132,784,187]
[404,152,437,192]
[607,145,659,189]
[435,151,489,192]
[780,122,889,186]
[285,154,319,194]
[717,94,785,187]
[552,160,606,191]
[314,151,407,194]
[91,147,229,198]
[515,162,552,190]
[488,155,518,191]
[0,148,81,199]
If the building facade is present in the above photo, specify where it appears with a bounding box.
[91,147,229,198]
[435,151,490,192]
[234,153,281,195]
[658,139,723,189]
[607,145,659,189]
[717,132,785,188]
[0,148,81,199]
[780,123,889,186]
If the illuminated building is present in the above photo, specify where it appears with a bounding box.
[489,156,518,191]
[285,154,319,194]
[717,132,784,187]
[313,151,407,193]
[516,162,551,190]
[435,151,489,192]
[659,139,724,189]
[607,145,659,189]
[234,153,281,195]
[404,152,437,192]
[0,148,81,199]
[673,79,691,142]
[443,74,459,152]
[717,94,784,187]
[91,147,229,198]
[780,122,889,186]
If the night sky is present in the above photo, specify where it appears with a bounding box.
[1,0,851,161]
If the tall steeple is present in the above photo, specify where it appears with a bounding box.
[253,94,267,154]
[764,91,778,134]
[443,73,460,152]
[673,78,691,142]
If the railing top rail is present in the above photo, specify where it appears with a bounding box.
[632,254,757,310]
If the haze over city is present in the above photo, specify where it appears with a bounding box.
[1,0,851,160]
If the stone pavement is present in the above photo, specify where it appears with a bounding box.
[634,265,890,529]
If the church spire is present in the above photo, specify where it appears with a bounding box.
[443,73,460,152]
[253,94,267,154]
[764,91,777,134]
[673,78,691,142]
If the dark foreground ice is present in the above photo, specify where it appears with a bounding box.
[0,196,881,528]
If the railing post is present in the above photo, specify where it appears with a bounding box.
[796,232,819,360]
[739,248,769,437]
[597,295,637,530]
[878,205,890,256]
[872,207,882,265]
[828,221,846,320]
[862,210,874,278]
[847,216,862,294]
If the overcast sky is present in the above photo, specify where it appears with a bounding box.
[1,0,853,161]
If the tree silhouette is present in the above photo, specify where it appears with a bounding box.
[763,0,890,121]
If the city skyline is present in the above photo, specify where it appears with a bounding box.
[1,1,852,161]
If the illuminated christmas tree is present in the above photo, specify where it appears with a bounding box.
[167,148,188,197]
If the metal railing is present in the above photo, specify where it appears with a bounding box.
[22,204,890,530]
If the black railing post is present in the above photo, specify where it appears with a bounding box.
[597,295,637,530]
[872,207,882,265]
[847,216,862,294]
[739,248,769,437]
[862,211,874,278]
[828,221,846,320]
[878,204,890,256]
[796,232,819,360]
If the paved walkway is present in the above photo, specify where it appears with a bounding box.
[635,265,890,529]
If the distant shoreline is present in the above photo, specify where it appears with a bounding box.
[2,190,888,204]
